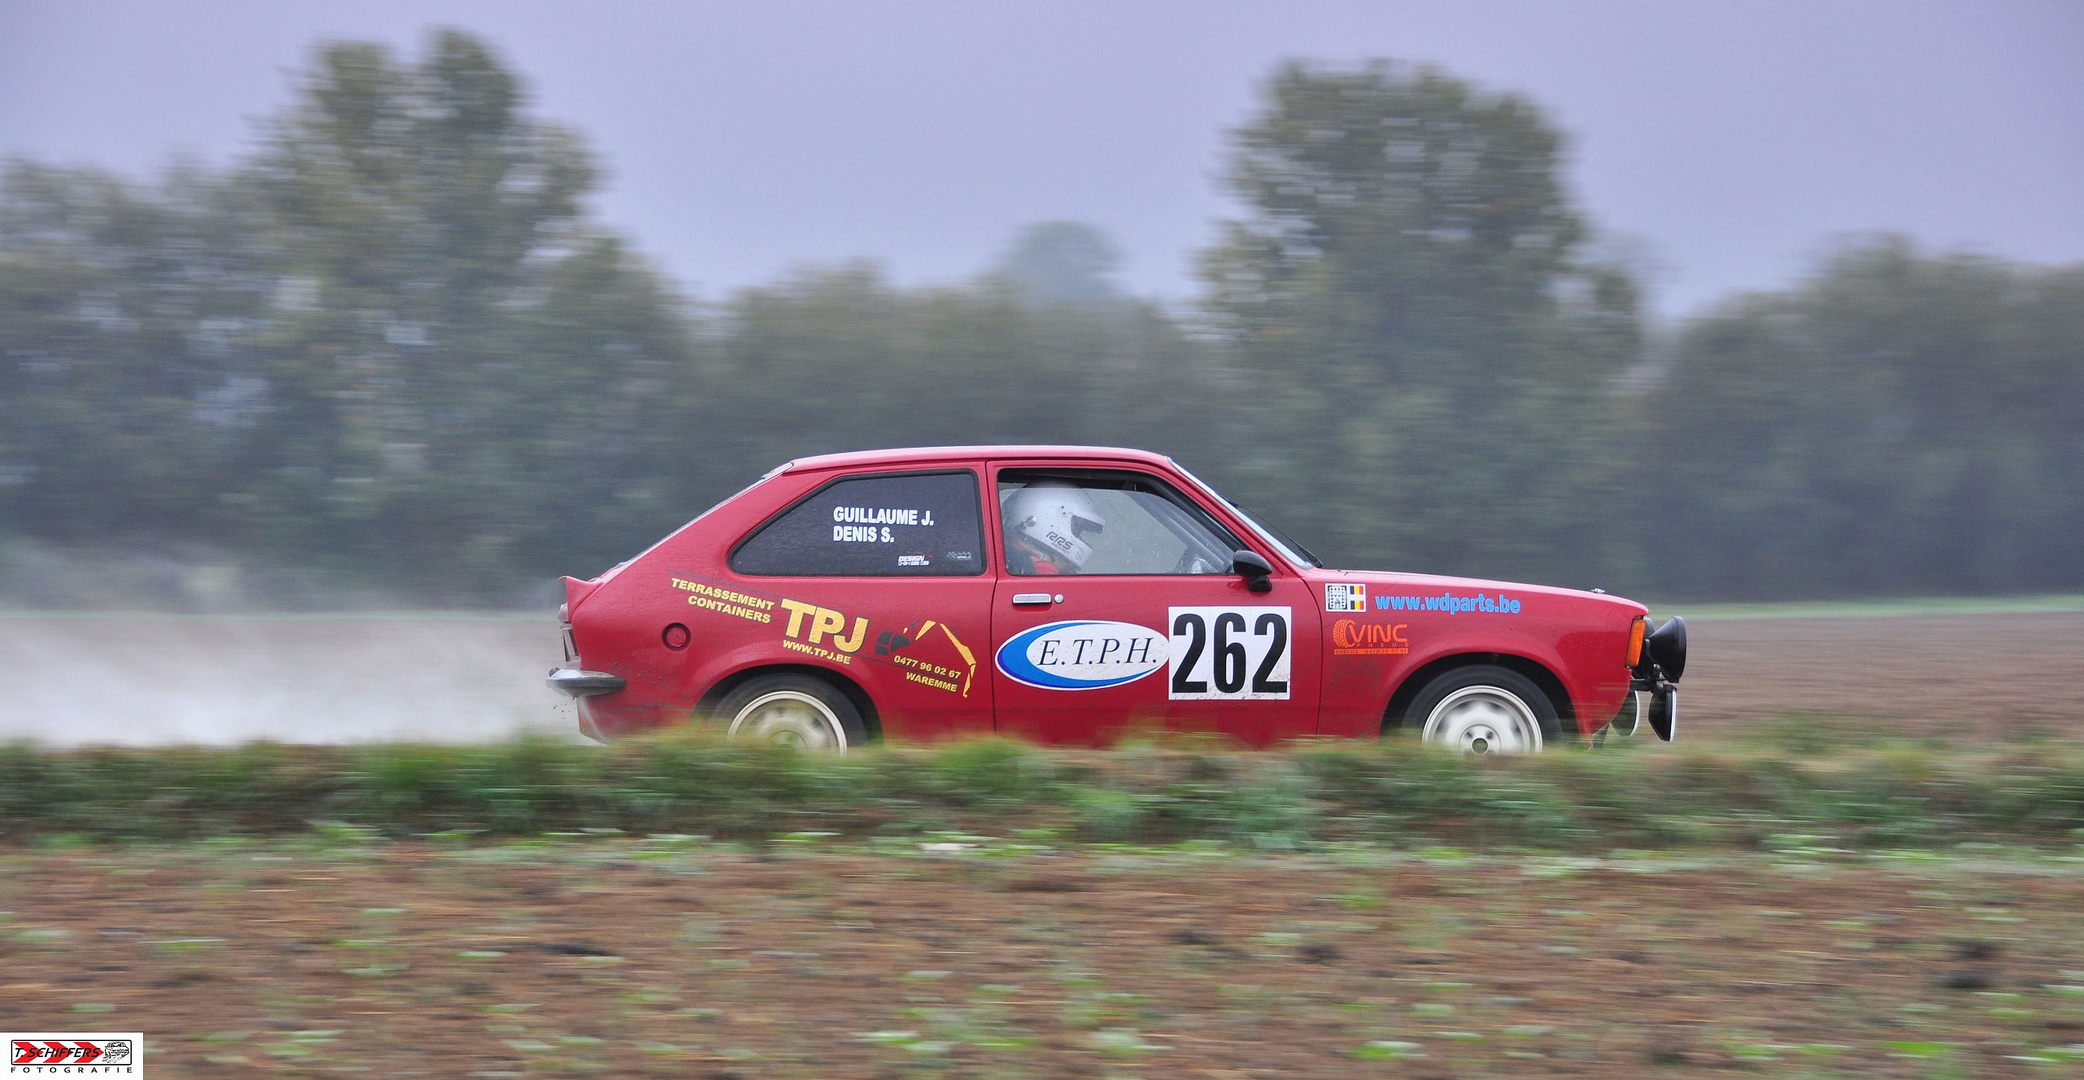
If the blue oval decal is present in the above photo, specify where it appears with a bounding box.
[995,620,1169,691]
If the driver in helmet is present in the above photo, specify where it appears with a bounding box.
[1002,482,1105,575]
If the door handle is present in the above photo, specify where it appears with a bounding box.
[1011,593,1054,606]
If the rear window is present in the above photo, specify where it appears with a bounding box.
[730,470,986,576]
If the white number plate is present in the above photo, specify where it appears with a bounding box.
[1167,606,1291,700]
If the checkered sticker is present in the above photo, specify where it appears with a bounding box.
[1324,582,1367,612]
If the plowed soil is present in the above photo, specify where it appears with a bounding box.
[1677,611,2084,739]
[5,843,2083,1077]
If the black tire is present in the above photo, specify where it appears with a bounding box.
[1397,664,1561,754]
[711,674,868,752]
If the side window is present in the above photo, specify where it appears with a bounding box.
[998,469,1243,576]
[731,471,985,576]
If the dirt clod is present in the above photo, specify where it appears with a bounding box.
[1955,939,2001,961]
[532,941,617,957]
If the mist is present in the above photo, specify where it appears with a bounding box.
[4,0,2079,318]
[5,612,570,746]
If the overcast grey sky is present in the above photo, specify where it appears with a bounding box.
[2,0,2078,318]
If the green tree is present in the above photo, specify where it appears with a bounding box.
[993,221,1121,304]
[685,255,1223,497]
[232,29,692,592]
[0,160,269,542]
[0,30,700,599]
[1647,238,2084,597]
[17,37,2081,606]
[1198,61,1642,582]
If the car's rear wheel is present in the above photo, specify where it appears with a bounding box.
[1403,665,1559,754]
[713,675,867,753]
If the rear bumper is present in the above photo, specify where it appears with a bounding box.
[549,669,622,744]
[547,668,625,697]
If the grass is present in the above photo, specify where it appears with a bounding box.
[3,725,2082,849]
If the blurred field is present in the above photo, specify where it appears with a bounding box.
[4,605,2083,746]
[1680,608,2084,739]
[7,607,2084,1077]
[3,839,2082,1076]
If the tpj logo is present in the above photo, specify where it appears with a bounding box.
[778,598,868,653]
[1331,620,1408,655]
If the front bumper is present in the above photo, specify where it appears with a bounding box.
[1627,678,1680,742]
[1619,615,1686,742]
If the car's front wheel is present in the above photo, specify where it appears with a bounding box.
[1402,665,1559,754]
[713,674,867,753]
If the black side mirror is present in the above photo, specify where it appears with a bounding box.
[1232,549,1273,593]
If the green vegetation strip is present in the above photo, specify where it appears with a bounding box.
[6,728,2082,849]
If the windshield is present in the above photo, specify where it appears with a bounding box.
[1169,460,1323,568]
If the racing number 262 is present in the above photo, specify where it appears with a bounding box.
[1168,606,1291,700]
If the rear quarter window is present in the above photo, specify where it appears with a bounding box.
[729,470,986,576]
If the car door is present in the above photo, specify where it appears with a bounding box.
[986,463,1321,746]
[726,467,996,741]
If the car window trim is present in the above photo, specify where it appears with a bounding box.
[1167,460,1319,569]
[727,467,988,578]
[992,464,1252,578]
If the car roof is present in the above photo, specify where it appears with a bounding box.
[783,445,1176,472]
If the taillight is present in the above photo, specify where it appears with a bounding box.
[1626,617,1647,667]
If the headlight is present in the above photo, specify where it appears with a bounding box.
[1645,616,1687,683]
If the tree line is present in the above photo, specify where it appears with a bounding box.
[2,31,2078,603]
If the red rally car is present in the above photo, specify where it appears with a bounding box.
[549,446,1686,752]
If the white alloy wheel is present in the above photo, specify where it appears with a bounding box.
[726,690,849,752]
[1421,685,1545,754]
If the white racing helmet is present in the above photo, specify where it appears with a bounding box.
[1004,482,1106,570]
